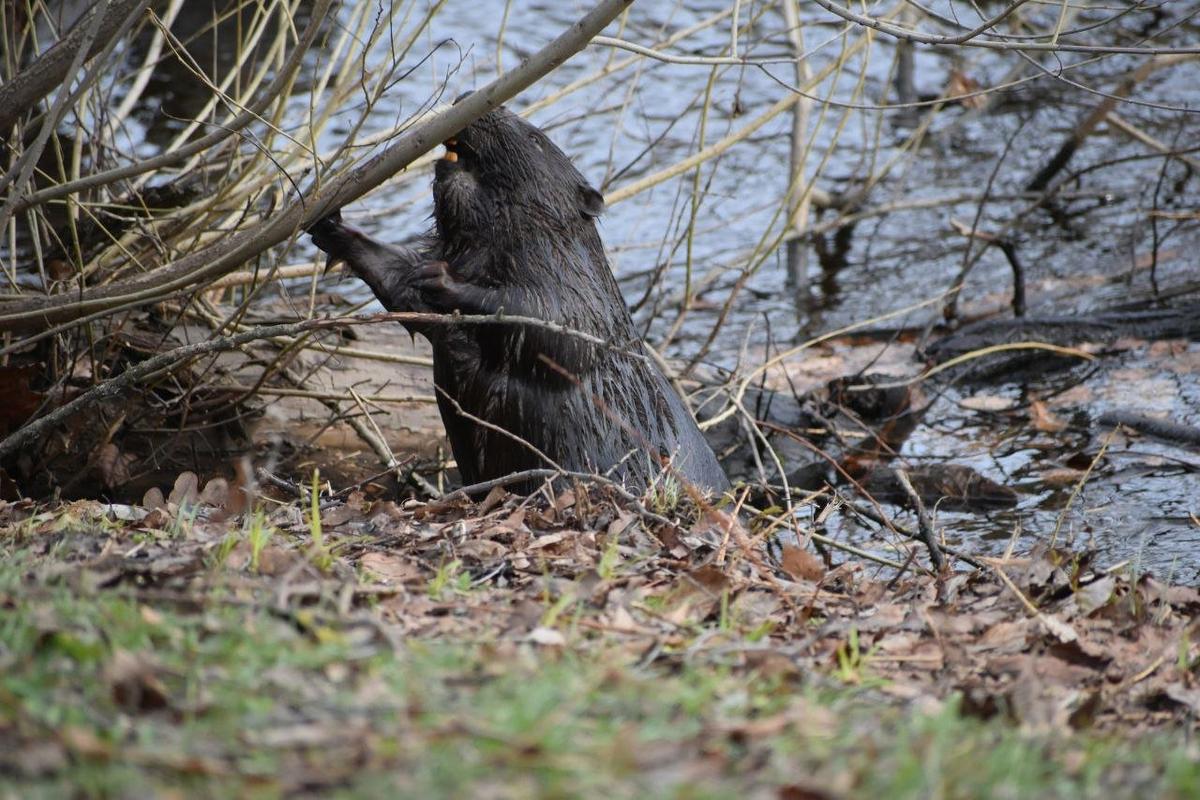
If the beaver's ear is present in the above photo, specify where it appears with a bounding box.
[577,184,605,218]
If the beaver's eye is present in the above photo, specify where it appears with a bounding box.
[528,132,543,152]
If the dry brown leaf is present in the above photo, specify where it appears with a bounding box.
[975,620,1030,653]
[95,443,135,489]
[1141,577,1200,610]
[1030,400,1068,433]
[856,603,908,633]
[255,545,300,576]
[142,486,166,510]
[140,507,170,530]
[457,539,508,562]
[322,497,370,527]
[360,552,423,585]
[605,510,637,538]
[550,490,576,517]
[604,603,642,634]
[199,477,230,507]
[527,627,566,647]
[692,507,744,545]
[1075,576,1116,615]
[59,726,112,758]
[528,532,570,551]
[1042,468,1086,488]
[947,69,985,109]
[104,649,171,713]
[498,506,529,534]
[168,471,199,507]
[477,485,509,514]
[780,545,824,581]
[1039,614,1079,644]
[959,394,1017,412]
[687,564,734,596]
[653,566,733,627]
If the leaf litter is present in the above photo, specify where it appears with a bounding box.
[0,475,1197,795]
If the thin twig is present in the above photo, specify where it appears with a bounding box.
[894,468,944,571]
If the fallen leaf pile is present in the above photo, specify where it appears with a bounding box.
[2,479,1195,740]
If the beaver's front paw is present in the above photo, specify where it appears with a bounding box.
[411,261,470,311]
[307,210,347,252]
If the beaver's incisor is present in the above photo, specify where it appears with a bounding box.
[309,105,728,494]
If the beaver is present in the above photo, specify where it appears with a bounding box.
[309,104,729,495]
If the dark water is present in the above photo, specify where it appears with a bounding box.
[289,2,1199,577]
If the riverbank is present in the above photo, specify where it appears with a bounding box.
[2,486,1196,797]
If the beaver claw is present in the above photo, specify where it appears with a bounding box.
[411,261,463,309]
[305,208,343,236]
[307,211,349,274]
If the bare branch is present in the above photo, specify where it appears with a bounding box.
[808,0,1200,54]
[0,0,634,333]
[0,0,151,133]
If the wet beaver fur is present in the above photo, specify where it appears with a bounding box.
[309,104,729,494]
